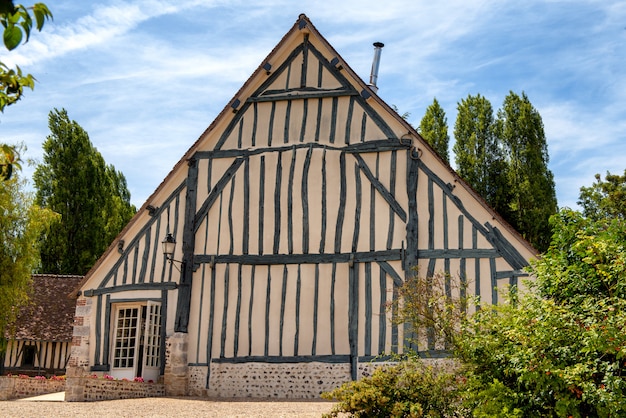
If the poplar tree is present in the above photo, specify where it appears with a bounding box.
[419,97,450,163]
[33,108,136,275]
[496,91,556,252]
[453,94,509,217]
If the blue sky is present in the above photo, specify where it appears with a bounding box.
[2,0,625,209]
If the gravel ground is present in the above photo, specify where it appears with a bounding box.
[0,397,337,418]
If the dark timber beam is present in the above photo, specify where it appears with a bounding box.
[175,158,199,333]
[193,249,403,266]
[193,139,411,160]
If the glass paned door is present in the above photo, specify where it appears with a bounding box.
[110,302,162,381]
[142,301,162,382]
[112,307,139,379]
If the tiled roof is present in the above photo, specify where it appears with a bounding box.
[10,274,83,342]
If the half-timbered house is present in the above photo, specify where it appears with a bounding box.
[4,274,83,376]
[67,14,536,399]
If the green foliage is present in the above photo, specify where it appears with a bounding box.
[578,169,626,221]
[458,293,626,417]
[0,142,20,179]
[419,98,450,163]
[453,94,510,219]
[322,361,466,418]
[33,108,136,275]
[0,2,52,112]
[456,208,626,416]
[1,2,52,50]
[496,91,556,252]
[0,161,57,353]
[1,2,51,182]
[533,209,626,304]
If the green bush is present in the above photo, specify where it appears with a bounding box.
[457,294,626,417]
[456,209,626,417]
[322,361,467,417]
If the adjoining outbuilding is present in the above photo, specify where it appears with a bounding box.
[3,274,83,377]
[66,14,536,401]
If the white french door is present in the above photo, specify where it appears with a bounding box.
[142,301,162,382]
[110,301,162,381]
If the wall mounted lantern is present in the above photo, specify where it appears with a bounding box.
[162,233,183,271]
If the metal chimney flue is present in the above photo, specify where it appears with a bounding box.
[368,42,384,93]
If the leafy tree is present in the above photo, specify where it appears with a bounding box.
[453,94,510,217]
[578,169,626,221]
[457,207,626,417]
[0,158,57,356]
[534,209,626,304]
[496,91,556,252]
[419,97,450,163]
[1,1,52,179]
[33,108,136,275]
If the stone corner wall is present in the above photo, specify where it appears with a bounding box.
[68,296,92,370]
[164,332,189,396]
[64,365,90,402]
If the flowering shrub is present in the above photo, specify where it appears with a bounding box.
[86,374,153,383]
[34,375,46,380]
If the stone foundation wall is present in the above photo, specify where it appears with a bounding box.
[196,362,352,398]
[0,376,65,400]
[82,378,165,401]
[190,359,456,399]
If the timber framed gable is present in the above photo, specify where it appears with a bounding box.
[68,14,536,399]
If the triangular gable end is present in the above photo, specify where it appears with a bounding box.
[68,14,537,400]
[214,27,396,151]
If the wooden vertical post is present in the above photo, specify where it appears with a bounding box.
[175,158,198,333]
